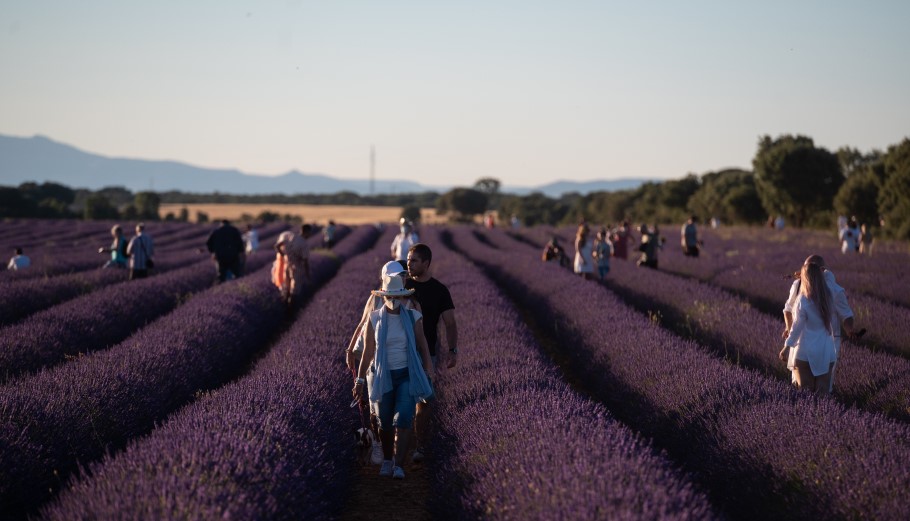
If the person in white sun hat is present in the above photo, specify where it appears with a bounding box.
[353,273,434,480]
[346,260,419,465]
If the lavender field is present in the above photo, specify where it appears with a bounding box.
[1,219,908,520]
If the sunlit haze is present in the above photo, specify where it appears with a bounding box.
[2,0,908,189]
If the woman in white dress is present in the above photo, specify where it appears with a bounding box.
[574,224,594,280]
[779,261,837,393]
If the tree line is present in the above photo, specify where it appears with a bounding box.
[1,134,907,239]
[485,135,908,239]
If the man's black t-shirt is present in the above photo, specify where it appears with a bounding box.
[406,277,455,356]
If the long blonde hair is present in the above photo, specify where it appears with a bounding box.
[800,262,833,333]
[576,224,589,244]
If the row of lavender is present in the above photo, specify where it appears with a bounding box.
[504,228,910,422]
[530,223,910,311]
[0,221,213,280]
[657,231,910,358]
[30,226,720,520]
[420,229,718,520]
[0,224,337,382]
[450,227,910,520]
[532,225,910,362]
[0,225,379,519]
[35,227,390,519]
[687,225,910,308]
[0,222,289,328]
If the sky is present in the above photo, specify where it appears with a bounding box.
[2,0,909,189]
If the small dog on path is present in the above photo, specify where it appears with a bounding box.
[355,427,375,466]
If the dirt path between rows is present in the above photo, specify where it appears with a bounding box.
[339,457,434,520]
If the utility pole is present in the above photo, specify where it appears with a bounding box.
[370,145,375,195]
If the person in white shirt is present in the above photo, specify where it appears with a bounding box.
[390,221,418,261]
[839,220,859,254]
[242,223,259,255]
[352,274,434,480]
[7,247,30,270]
[782,255,855,392]
[780,262,836,392]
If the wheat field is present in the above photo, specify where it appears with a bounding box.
[158,203,447,225]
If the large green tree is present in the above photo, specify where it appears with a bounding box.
[134,191,161,220]
[84,194,120,220]
[752,135,844,227]
[687,169,764,224]
[436,188,488,222]
[877,138,910,239]
[833,170,880,228]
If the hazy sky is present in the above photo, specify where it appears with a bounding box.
[2,1,908,188]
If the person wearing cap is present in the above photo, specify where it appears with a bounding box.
[353,274,434,480]
[345,260,417,465]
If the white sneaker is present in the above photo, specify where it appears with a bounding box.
[370,441,384,465]
[379,460,393,477]
[412,447,425,463]
[392,465,405,479]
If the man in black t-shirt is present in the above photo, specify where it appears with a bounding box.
[405,243,457,462]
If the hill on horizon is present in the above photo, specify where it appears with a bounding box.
[0,134,656,197]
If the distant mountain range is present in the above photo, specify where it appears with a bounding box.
[0,134,655,197]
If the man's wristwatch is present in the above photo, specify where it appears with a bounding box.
[449,349,458,355]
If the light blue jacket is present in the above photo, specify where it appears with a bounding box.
[369,305,434,403]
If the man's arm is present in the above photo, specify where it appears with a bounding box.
[440,308,458,369]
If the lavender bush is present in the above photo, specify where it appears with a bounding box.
[0,225,379,518]
[35,225,382,520]
[419,229,719,520]
[450,226,910,520]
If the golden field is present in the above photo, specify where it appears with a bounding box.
[158,203,447,225]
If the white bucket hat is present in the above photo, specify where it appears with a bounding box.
[371,274,414,297]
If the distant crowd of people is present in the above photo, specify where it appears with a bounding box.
[541,218,683,275]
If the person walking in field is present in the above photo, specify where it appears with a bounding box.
[574,224,595,280]
[346,260,416,466]
[406,243,457,463]
[352,274,435,480]
[611,221,632,260]
[126,223,154,280]
[839,219,858,254]
[782,254,855,392]
[206,219,245,283]
[242,223,259,255]
[7,247,30,270]
[272,224,312,306]
[99,225,128,269]
[323,220,337,249]
[681,215,700,257]
[592,228,613,280]
[780,261,838,393]
[390,221,419,262]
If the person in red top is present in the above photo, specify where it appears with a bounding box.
[611,221,632,260]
